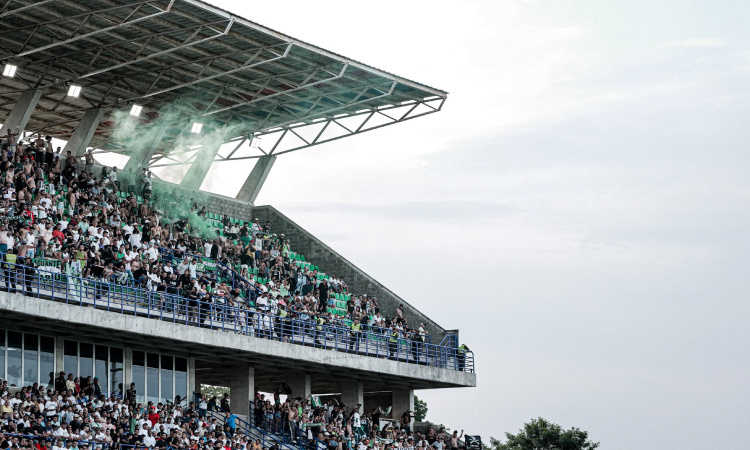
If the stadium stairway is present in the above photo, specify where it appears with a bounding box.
[203,405,304,450]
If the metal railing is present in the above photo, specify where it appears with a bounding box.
[0,258,474,372]
[2,433,110,449]
[200,406,298,450]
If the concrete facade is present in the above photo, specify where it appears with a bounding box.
[150,177,254,222]
[0,292,475,393]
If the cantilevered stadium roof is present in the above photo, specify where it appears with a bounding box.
[0,0,447,166]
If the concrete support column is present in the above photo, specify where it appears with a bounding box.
[287,372,311,400]
[341,380,363,410]
[0,89,42,135]
[180,141,222,190]
[391,388,414,427]
[235,155,276,203]
[228,364,254,417]
[54,336,64,374]
[64,108,105,156]
[123,347,133,386]
[188,357,198,398]
[123,126,167,173]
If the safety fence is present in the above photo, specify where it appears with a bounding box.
[0,259,474,372]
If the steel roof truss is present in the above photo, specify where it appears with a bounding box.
[11,0,176,58]
[202,62,349,117]
[0,0,59,19]
[129,42,292,100]
[81,18,235,78]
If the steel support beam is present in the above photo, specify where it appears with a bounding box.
[235,154,276,204]
[179,140,222,190]
[63,107,105,156]
[0,89,41,135]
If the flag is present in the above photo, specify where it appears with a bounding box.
[310,395,322,407]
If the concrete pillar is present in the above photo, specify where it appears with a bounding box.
[235,155,276,203]
[287,372,311,400]
[123,347,132,386]
[54,336,64,374]
[180,141,222,190]
[341,380,363,410]
[0,89,42,135]
[188,357,198,398]
[391,388,414,427]
[64,108,105,156]
[228,364,254,417]
[123,125,167,173]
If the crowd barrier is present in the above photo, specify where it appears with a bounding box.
[0,259,474,373]
[1,433,109,449]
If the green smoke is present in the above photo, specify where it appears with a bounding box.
[150,182,219,240]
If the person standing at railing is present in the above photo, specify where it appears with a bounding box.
[224,411,238,437]
[457,344,469,372]
[3,250,18,293]
[388,326,400,360]
[349,318,362,352]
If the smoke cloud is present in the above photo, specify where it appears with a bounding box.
[109,101,252,184]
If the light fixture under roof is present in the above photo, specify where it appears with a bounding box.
[130,104,143,117]
[191,123,203,134]
[67,85,82,97]
[2,64,17,77]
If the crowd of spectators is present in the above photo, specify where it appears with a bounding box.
[0,134,454,366]
[0,373,463,450]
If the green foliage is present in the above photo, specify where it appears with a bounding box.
[414,396,428,422]
[200,384,229,400]
[484,418,599,450]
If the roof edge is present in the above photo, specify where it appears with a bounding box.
[180,0,448,98]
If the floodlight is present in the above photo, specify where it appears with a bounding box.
[68,85,82,97]
[250,136,262,148]
[130,104,143,117]
[2,64,17,77]
[191,123,203,134]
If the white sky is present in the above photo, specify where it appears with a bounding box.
[56,0,750,447]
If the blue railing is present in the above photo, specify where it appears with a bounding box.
[158,247,262,304]
[0,258,474,372]
[201,406,299,450]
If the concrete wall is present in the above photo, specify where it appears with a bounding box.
[0,293,476,389]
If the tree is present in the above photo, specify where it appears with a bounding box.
[414,396,428,422]
[484,418,599,450]
[200,384,229,401]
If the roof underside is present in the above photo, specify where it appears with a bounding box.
[0,0,447,161]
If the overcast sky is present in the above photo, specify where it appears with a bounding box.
[107,0,749,448]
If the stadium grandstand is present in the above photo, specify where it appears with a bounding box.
[0,1,475,450]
